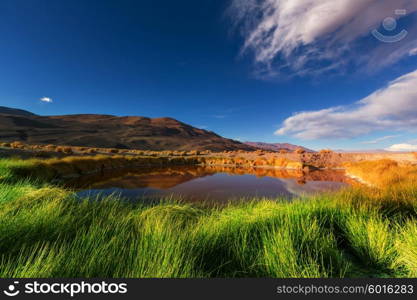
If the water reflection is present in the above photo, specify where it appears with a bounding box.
[72,166,351,203]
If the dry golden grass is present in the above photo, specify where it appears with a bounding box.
[9,142,417,177]
[187,150,201,156]
[45,144,57,151]
[345,159,417,187]
[86,148,97,154]
[295,148,306,154]
[0,141,200,157]
[56,146,73,154]
[0,142,11,147]
[255,150,266,156]
[319,149,334,154]
[10,141,25,149]
[108,149,120,154]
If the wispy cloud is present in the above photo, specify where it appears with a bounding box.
[229,0,417,77]
[385,143,417,151]
[405,138,417,144]
[361,135,401,144]
[276,69,417,139]
[211,107,246,120]
[40,97,53,103]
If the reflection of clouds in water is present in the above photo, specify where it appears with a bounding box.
[281,179,348,197]
[168,174,292,199]
[191,177,209,182]
[76,168,349,203]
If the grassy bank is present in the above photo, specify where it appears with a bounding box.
[0,158,416,278]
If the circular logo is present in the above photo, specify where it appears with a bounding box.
[382,17,397,31]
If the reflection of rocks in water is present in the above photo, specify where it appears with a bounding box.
[296,178,307,185]
[67,166,216,189]
[68,165,351,191]
[74,165,352,204]
[201,166,349,183]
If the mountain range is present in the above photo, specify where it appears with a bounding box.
[244,142,314,153]
[0,106,254,151]
[0,106,312,152]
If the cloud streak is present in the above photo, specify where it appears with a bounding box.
[386,143,417,151]
[230,0,417,76]
[276,69,417,139]
[361,135,401,144]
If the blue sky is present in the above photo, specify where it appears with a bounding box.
[1,0,417,151]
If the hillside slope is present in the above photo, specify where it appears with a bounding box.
[0,106,36,117]
[244,141,314,153]
[0,107,255,151]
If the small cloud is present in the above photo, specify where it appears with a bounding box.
[385,143,417,152]
[213,115,226,119]
[197,125,208,129]
[40,97,53,103]
[410,48,417,56]
[361,135,401,144]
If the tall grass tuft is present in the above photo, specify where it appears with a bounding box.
[395,221,417,277]
[340,212,398,272]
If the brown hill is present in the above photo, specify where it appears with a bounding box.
[0,107,255,151]
[244,141,314,153]
[0,106,36,117]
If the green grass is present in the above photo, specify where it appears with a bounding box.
[0,158,416,278]
[395,221,417,277]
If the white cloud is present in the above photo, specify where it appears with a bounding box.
[385,143,417,151]
[276,69,417,139]
[230,0,417,76]
[40,97,53,103]
[361,135,401,144]
[410,48,417,56]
